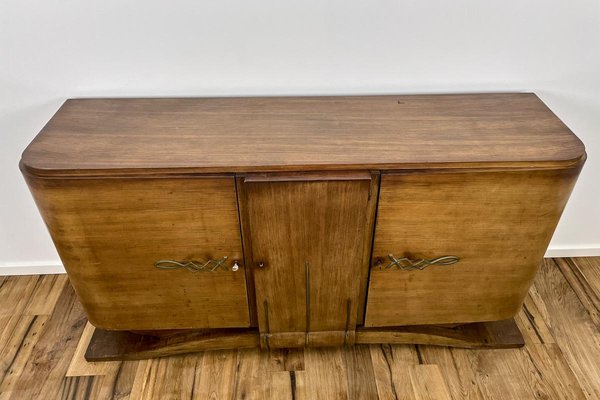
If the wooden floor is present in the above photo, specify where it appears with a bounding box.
[1,257,599,399]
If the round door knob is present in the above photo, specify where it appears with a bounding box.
[232,261,239,272]
[257,261,265,268]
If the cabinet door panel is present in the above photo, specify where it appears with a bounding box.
[241,173,377,347]
[365,167,581,327]
[26,176,250,330]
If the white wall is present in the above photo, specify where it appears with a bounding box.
[1,0,599,274]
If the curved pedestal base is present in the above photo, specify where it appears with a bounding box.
[85,318,524,362]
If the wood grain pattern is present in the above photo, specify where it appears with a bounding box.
[0,276,45,317]
[127,356,198,399]
[529,258,600,399]
[234,349,294,399]
[85,328,259,361]
[66,322,120,376]
[342,345,379,399]
[193,350,238,399]
[72,319,521,361]
[304,347,350,399]
[0,315,48,394]
[24,175,250,330]
[554,257,600,325]
[365,165,582,327]
[241,174,377,347]
[21,274,68,316]
[521,343,587,399]
[1,256,600,399]
[369,344,419,400]
[269,348,305,372]
[514,290,555,345]
[1,282,86,400]
[408,364,452,400]
[21,94,585,177]
[356,319,524,349]
[417,346,484,400]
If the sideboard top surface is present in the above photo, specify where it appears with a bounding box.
[21,93,585,177]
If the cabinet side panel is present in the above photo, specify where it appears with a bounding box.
[23,175,250,330]
[365,164,582,327]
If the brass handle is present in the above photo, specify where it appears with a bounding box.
[378,254,459,271]
[155,256,230,272]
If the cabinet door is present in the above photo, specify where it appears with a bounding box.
[365,168,580,327]
[240,173,378,348]
[26,176,250,330]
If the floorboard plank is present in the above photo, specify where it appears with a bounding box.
[370,344,418,400]
[466,349,537,399]
[304,347,350,400]
[0,315,48,398]
[94,360,139,400]
[128,360,151,400]
[269,347,305,371]
[22,274,68,316]
[0,276,41,317]
[529,259,600,399]
[408,364,452,400]
[514,291,556,345]
[0,317,21,356]
[67,322,121,377]
[234,348,294,400]
[128,355,198,399]
[572,257,600,293]
[418,346,485,400]
[293,370,307,400]
[343,345,379,400]
[555,257,600,327]
[192,350,237,400]
[521,343,587,400]
[3,283,86,400]
[58,375,104,400]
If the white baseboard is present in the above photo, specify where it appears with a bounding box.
[0,248,599,276]
[0,261,65,276]
[544,247,600,258]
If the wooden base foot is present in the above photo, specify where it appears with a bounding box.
[85,318,524,361]
[85,328,260,361]
[356,318,525,349]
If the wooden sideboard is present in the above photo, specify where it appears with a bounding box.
[20,94,585,361]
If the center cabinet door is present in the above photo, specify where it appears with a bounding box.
[239,172,378,348]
